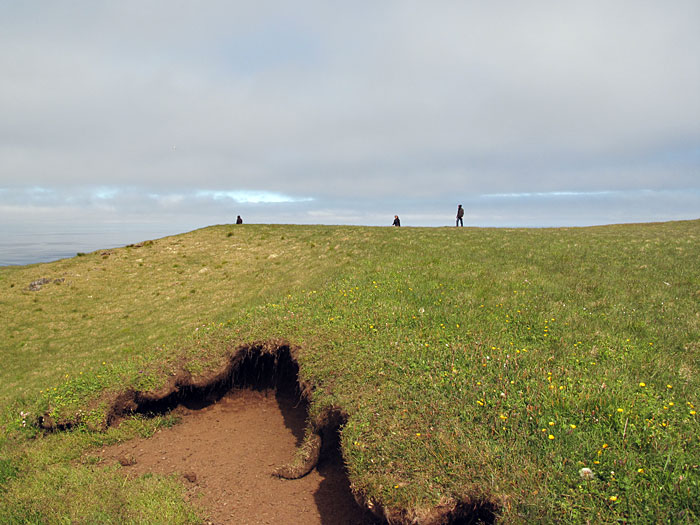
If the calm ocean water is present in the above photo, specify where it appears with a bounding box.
[0,225,191,267]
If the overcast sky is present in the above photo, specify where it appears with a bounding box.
[1,1,699,230]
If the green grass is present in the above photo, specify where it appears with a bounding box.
[1,221,699,523]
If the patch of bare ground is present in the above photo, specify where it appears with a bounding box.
[80,343,495,524]
[98,388,377,524]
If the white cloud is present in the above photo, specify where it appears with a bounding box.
[195,190,313,204]
[483,191,616,199]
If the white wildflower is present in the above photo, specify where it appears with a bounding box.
[579,467,594,480]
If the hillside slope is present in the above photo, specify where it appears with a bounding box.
[1,221,699,523]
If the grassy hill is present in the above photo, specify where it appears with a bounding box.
[1,221,699,523]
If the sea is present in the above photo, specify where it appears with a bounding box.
[0,224,194,267]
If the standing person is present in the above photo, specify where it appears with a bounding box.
[393,215,401,227]
[236,215,243,224]
[456,204,464,227]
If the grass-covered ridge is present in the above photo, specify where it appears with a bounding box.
[1,221,699,523]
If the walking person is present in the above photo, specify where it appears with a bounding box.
[393,215,401,227]
[236,215,243,224]
[456,204,464,227]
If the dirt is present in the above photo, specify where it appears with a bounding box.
[97,388,380,525]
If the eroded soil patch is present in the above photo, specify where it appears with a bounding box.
[78,344,493,524]
[98,387,379,524]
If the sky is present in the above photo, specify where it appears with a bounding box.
[1,1,699,232]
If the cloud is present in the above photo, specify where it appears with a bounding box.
[0,1,698,227]
[195,190,312,204]
[483,191,617,199]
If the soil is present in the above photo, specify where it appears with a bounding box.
[97,388,380,525]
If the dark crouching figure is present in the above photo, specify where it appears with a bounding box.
[456,204,464,227]
[236,215,243,224]
[393,215,401,227]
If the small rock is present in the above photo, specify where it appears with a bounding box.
[28,278,51,291]
[117,455,136,466]
[183,471,197,483]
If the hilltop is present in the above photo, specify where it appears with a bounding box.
[1,221,699,523]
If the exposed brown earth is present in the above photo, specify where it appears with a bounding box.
[98,388,380,524]
[77,344,493,524]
